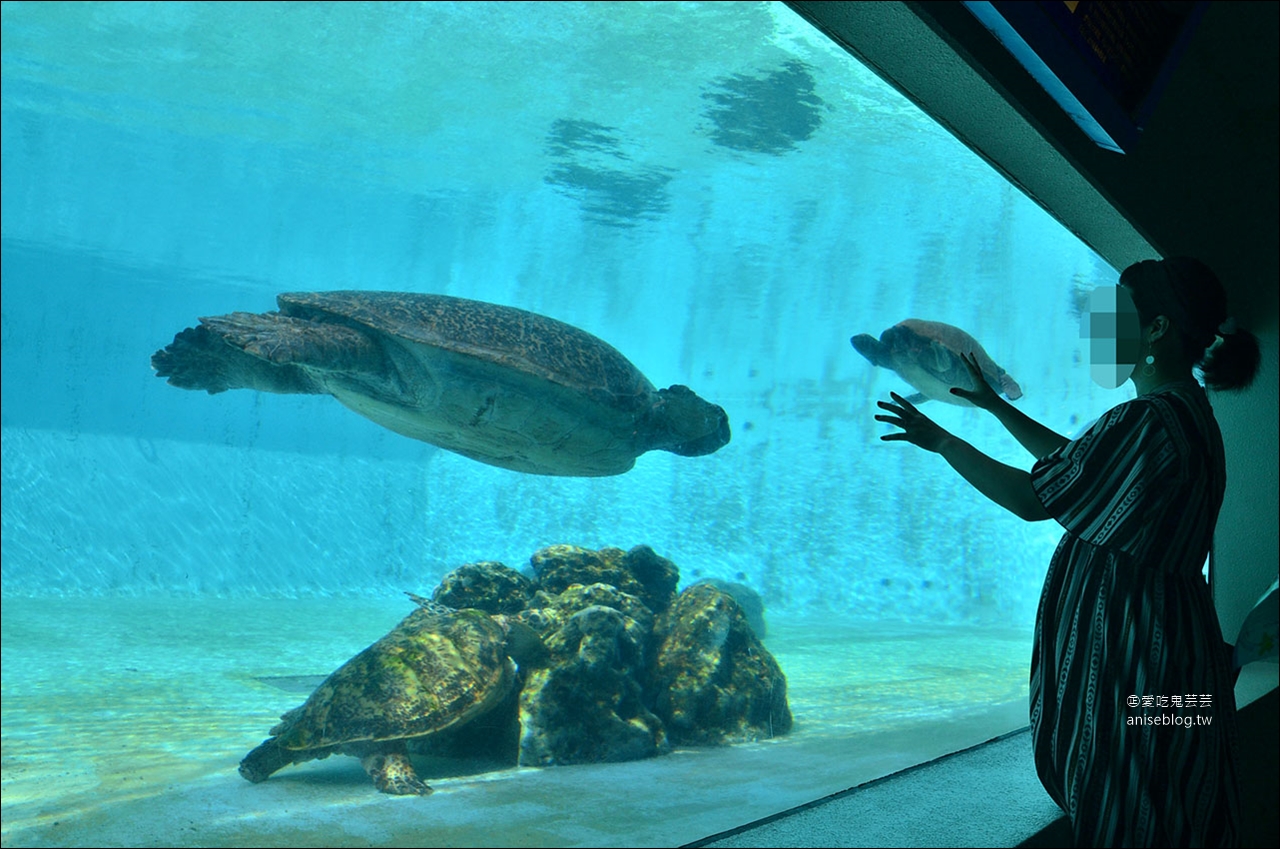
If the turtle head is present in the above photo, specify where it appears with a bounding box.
[850,333,891,368]
[646,385,731,457]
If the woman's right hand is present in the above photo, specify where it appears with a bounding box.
[949,351,1002,410]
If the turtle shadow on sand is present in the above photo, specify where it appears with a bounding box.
[850,318,1022,406]
[152,292,730,476]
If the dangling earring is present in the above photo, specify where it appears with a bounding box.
[1142,353,1156,378]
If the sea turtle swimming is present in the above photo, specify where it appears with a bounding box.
[152,291,730,476]
[239,606,530,796]
[850,319,1022,407]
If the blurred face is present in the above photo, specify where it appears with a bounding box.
[1082,285,1143,389]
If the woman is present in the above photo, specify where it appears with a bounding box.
[875,257,1261,847]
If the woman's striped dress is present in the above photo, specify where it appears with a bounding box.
[1029,381,1242,848]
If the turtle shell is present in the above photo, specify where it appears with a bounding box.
[271,607,515,752]
[878,319,1022,406]
[277,291,654,415]
[273,291,674,475]
[154,290,728,476]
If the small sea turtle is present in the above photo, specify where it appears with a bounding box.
[152,292,730,476]
[850,319,1022,406]
[239,607,523,795]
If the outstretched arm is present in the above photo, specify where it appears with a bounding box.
[980,396,1069,459]
[936,435,1051,521]
[876,392,1052,522]
[949,353,1068,459]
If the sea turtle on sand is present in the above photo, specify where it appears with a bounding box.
[850,319,1022,407]
[239,606,535,796]
[152,291,730,476]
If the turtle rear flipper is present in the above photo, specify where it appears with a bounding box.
[997,372,1023,400]
[152,311,384,395]
[152,323,316,395]
[200,312,385,373]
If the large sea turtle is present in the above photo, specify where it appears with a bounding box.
[850,319,1022,407]
[239,606,530,796]
[152,292,730,476]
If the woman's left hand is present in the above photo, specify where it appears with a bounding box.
[875,392,953,453]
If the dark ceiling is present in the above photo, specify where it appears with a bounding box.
[787,0,1279,326]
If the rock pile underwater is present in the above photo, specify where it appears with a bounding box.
[240,544,792,794]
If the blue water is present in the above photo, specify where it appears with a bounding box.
[0,1,1123,613]
[1,3,1128,842]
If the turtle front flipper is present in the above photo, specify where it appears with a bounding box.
[362,751,433,796]
[927,339,961,377]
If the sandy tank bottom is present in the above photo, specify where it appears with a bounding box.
[0,597,1031,848]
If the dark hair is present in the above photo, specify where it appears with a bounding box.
[1119,257,1261,391]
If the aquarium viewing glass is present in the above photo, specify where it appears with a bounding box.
[1,2,1131,845]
